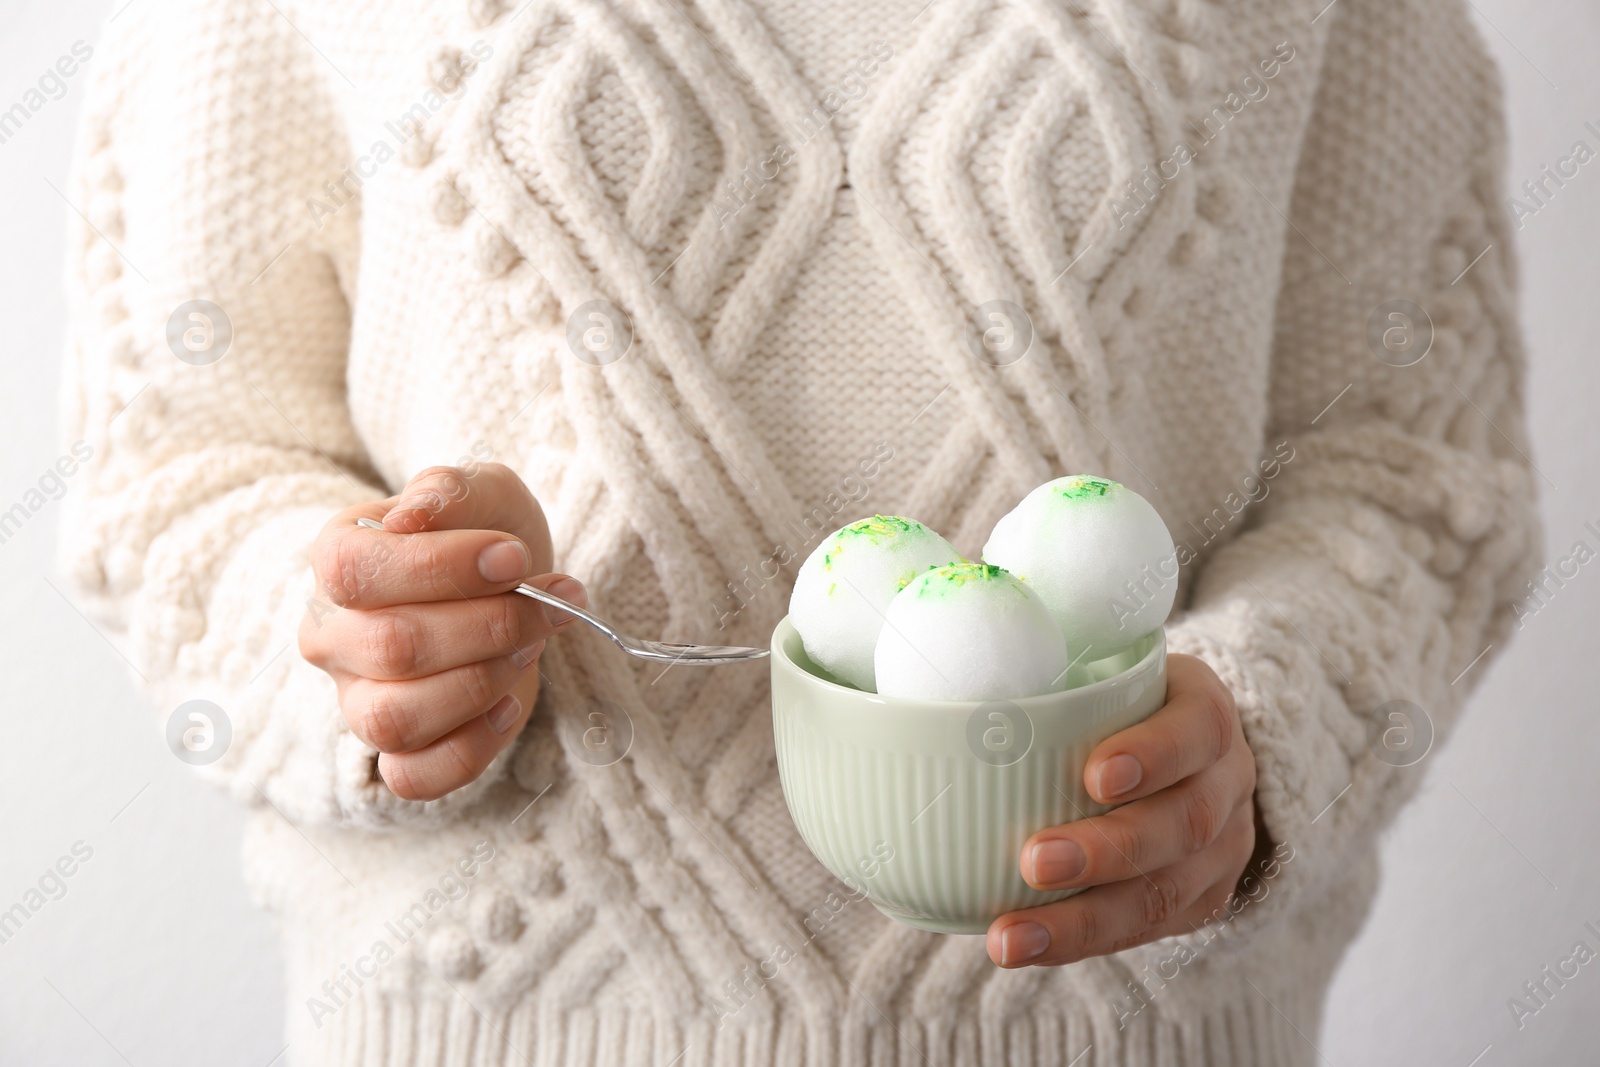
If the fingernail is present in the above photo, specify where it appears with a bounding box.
[1029,839,1086,886]
[478,540,530,583]
[1000,922,1050,966]
[487,694,522,734]
[543,576,587,626]
[1096,754,1143,799]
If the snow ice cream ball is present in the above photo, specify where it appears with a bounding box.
[789,515,962,692]
[983,475,1177,660]
[873,563,1070,702]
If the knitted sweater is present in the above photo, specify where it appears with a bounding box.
[59,0,1539,1064]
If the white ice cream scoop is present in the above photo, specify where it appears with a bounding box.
[982,476,1176,661]
[788,515,961,691]
[873,562,1070,702]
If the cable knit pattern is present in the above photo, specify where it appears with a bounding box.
[59,0,1539,1064]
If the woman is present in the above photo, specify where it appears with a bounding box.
[60,0,1538,1063]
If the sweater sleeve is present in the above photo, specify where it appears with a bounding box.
[1162,2,1541,944]
[58,0,512,829]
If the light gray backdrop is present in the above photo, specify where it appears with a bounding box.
[0,2,1594,1064]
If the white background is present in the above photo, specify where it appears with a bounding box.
[0,2,1595,1065]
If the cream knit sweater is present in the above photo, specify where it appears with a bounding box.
[60,0,1539,1063]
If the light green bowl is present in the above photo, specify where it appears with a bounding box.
[770,617,1166,934]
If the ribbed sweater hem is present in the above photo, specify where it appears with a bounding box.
[286,986,1324,1067]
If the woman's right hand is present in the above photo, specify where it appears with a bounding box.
[298,463,586,802]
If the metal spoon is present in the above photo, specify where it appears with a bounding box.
[355,517,768,665]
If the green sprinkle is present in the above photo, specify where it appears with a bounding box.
[1053,476,1120,500]
[836,515,922,543]
[912,561,1016,598]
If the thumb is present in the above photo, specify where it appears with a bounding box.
[384,463,553,575]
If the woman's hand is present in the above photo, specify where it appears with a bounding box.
[298,463,586,802]
[986,654,1257,967]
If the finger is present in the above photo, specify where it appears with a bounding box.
[989,853,1211,968]
[1146,879,1250,945]
[384,464,552,571]
[1082,653,1237,805]
[1020,755,1254,890]
[345,648,542,754]
[313,579,586,680]
[1102,810,1261,945]
[301,500,396,630]
[312,519,546,609]
[987,805,1254,967]
[378,695,533,802]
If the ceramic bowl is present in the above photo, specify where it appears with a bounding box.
[770,616,1166,934]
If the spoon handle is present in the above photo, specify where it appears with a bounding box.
[507,581,617,639]
[356,515,607,631]
[352,516,769,662]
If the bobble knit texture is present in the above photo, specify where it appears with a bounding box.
[60,0,1539,1065]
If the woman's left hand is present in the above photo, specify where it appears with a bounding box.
[987,654,1258,967]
